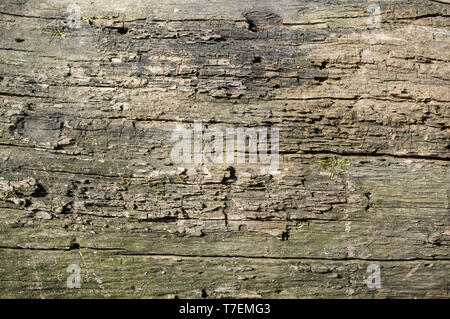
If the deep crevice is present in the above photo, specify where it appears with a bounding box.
[301,150,449,162]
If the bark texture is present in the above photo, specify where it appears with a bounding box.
[0,0,449,298]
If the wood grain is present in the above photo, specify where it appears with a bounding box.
[0,0,448,298]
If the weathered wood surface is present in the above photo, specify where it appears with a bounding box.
[0,0,449,298]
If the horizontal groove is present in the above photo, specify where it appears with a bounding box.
[115,252,450,263]
[301,150,450,162]
[0,246,448,263]
[0,11,60,20]
[1,142,447,164]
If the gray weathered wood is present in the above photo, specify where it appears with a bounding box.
[0,0,449,298]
